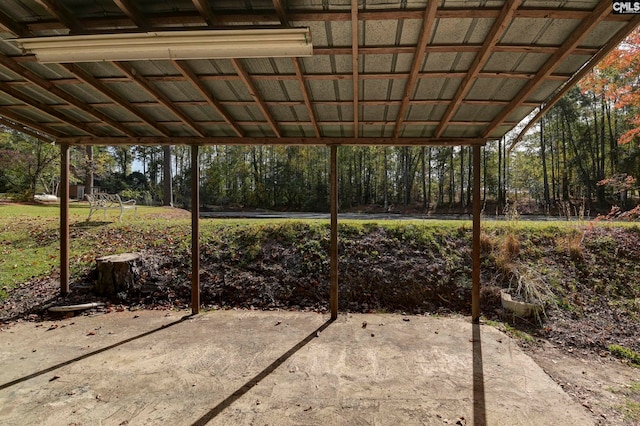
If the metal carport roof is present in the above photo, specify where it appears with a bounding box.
[0,0,636,146]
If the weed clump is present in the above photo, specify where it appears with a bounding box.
[502,233,521,258]
[609,344,640,366]
[558,229,584,262]
[479,231,493,253]
[484,203,556,319]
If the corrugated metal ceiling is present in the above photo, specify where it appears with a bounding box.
[0,0,637,146]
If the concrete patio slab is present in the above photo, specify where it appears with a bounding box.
[0,310,592,425]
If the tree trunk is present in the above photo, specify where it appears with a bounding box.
[421,147,427,209]
[540,119,551,212]
[427,147,432,209]
[163,145,173,206]
[482,145,487,205]
[403,146,410,206]
[84,145,94,196]
[497,138,503,213]
[460,147,465,208]
[560,113,569,201]
[467,147,472,208]
[95,253,141,297]
[449,147,455,207]
[383,148,388,209]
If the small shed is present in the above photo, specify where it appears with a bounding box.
[69,184,84,200]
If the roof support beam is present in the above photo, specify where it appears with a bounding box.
[192,0,215,26]
[352,0,359,138]
[114,119,513,128]
[435,0,521,137]
[62,63,169,136]
[190,144,200,315]
[190,119,503,127]
[482,1,612,139]
[393,1,438,138]
[103,4,197,138]
[329,144,338,319]
[12,43,598,59]
[272,0,288,25]
[59,142,70,296]
[35,0,83,34]
[113,0,150,29]
[292,58,320,137]
[0,115,58,140]
[314,44,598,56]
[0,81,97,135]
[471,144,481,322]
[0,9,29,37]
[121,98,532,108]
[112,61,206,137]
[231,59,281,137]
[61,136,488,147]
[36,69,567,85]
[20,5,163,138]
[271,0,320,138]
[23,8,614,33]
[172,60,244,137]
[0,54,133,136]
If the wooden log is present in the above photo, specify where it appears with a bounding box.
[95,253,141,297]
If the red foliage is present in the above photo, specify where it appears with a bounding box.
[597,174,637,192]
[579,28,640,146]
[595,204,640,221]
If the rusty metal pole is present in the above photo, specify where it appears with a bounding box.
[60,142,70,296]
[472,145,482,322]
[330,145,338,320]
[191,144,200,314]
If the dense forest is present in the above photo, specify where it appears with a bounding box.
[1,30,639,217]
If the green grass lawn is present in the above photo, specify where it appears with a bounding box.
[0,202,189,297]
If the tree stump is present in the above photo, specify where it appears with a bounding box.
[95,253,142,297]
